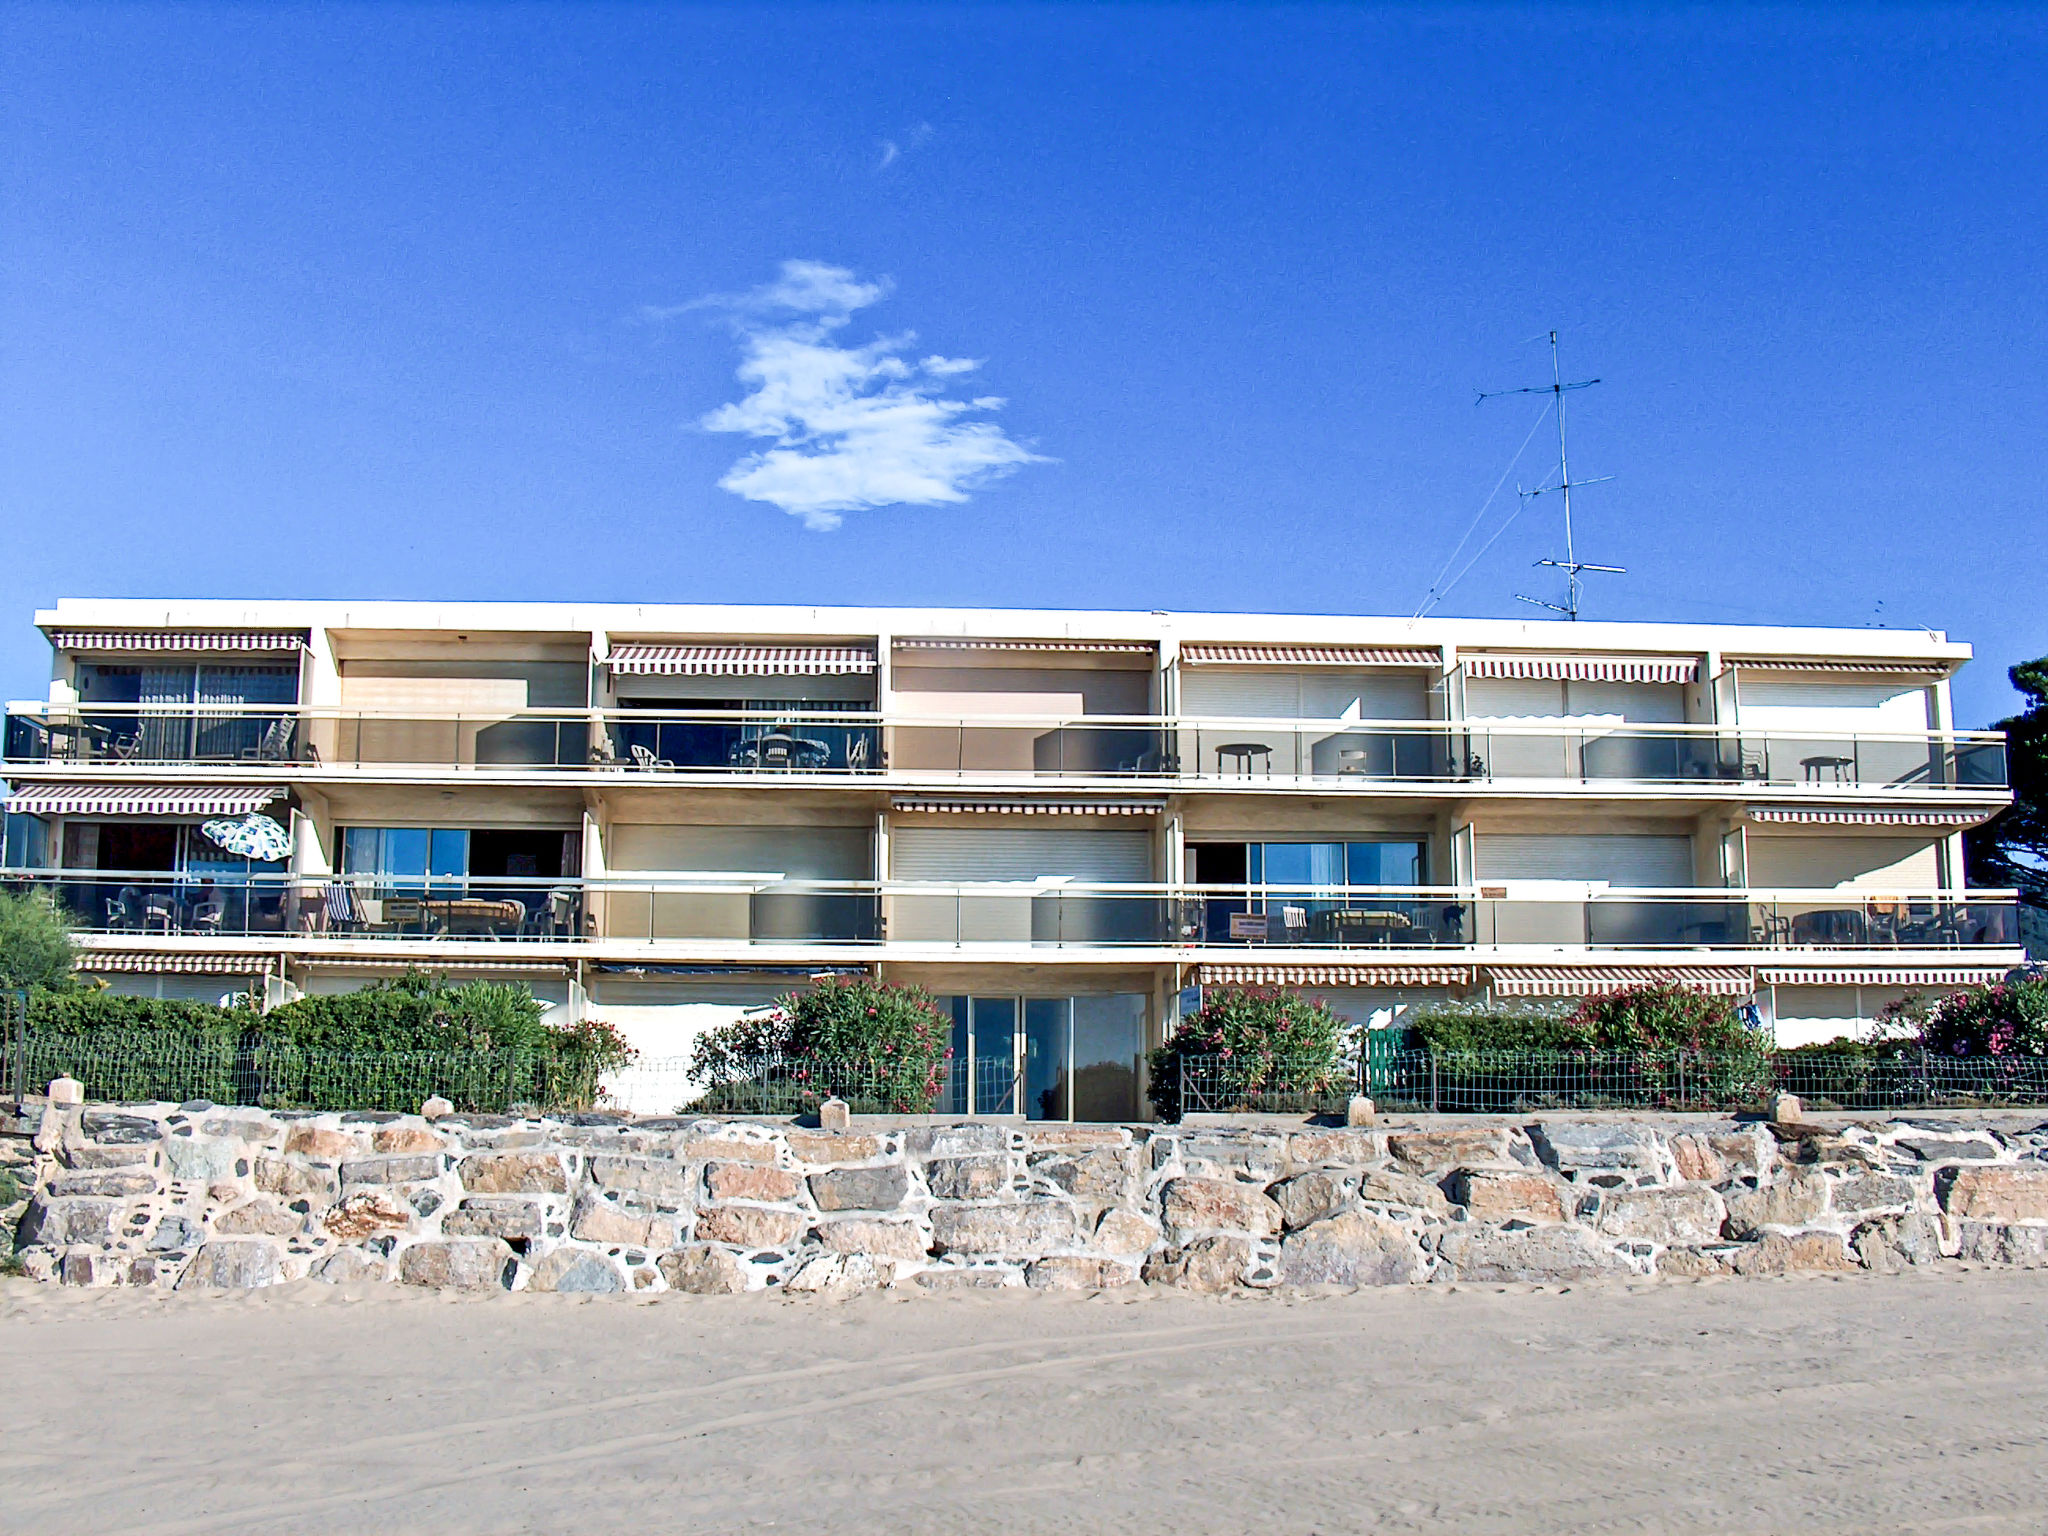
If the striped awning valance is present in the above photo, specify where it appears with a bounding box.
[77,950,275,976]
[1489,964,1755,998]
[891,795,1162,816]
[893,637,1153,656]
[1196,963,1474,989]
[1728,657,1950,677]
[1179,643,1441,667]
[1749,807,1984,828]
[605,643,875,676]
[1464,655,1700,684]
[1759,965,2009,989]
[48,629,308,654]
[295,955,572,975]
[3,784,285,817]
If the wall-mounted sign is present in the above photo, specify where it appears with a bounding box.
[1229,913,1269,940]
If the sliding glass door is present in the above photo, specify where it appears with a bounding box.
[941,994,1147,1121]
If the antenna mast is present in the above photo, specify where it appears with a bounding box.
[1477,330,1622,620]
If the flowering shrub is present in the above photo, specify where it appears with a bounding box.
[1565,983,1765,1054]
[689,977,953,1113]
[1919,977,2048,1057]
[1147,986,1352,1120]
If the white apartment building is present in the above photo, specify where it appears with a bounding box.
[1,600,2023,1121]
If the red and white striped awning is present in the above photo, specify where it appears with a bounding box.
[1749,807,1985,828]
[605,643,875,676]
[894,637,1153,656]
[1488,964,1755,998]
[1179,643,1441,667]
[295,955,572,975]
[3,784,285,817]
[1464,655,1700,684]
[1195,962,1473,988]
[1728,657,1951,677]
[48,629,307,654]
[76,950,275,976]
[1759,965,2009,989]
[891,796,1162,816]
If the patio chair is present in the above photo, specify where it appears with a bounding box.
[106,886,145,931]
[239,716,296,762]
[629,743,675,772]
[142,892,176,932]
[189,890,227,933]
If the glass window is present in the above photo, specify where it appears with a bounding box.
[429,829,469,880]
[1348,840,1425,887]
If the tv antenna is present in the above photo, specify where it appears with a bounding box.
[1477,330,1621,620]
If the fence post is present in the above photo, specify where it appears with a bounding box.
[503,1050,518,1113]
[1429,1050,1440,1114]
[8,991,23,1106]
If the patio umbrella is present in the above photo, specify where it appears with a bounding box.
[200,812,292,863]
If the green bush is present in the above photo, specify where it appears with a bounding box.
[689,977,953,1114]
[0,890,76,992]
[1402,998,1582,1053]
[1565,983,1765,1054]
[26,990,247,1036]
[1148,986,1352,1121]
[1921,977,2048,1057]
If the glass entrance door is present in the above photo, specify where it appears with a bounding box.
[939,993,1148,1121]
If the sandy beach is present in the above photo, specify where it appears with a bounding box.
[6,1269,2046,1535]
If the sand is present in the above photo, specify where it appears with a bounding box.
[5,1270,2047,1535]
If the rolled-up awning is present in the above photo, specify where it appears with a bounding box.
[604,643,875,676]
[3,784,285,817]
[893,637,1153,656]
[1464,655,1700,684]
[1748,807,1985,827]
[48,629,307,653]
[891,795,1162,816]
[1727,657,1951,676]
[295,955,572,975]
[1195,963,1473,988]
[1488,963,1754,998]
[76,950,275,976]
[1179,643,1441,667]
[1759,965,2010,989]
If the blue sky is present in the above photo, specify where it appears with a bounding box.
[3,3,2044,724]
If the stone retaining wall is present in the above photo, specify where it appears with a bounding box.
[8,1100,2048,1293]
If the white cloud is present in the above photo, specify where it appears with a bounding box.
[693,260,1045,530]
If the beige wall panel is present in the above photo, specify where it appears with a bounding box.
[606,823,872,877]
[1745,833,1940,889]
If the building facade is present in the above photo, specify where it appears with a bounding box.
[1,600,2023,1120]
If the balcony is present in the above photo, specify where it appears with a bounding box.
[3,705,2010,792]
[7,869,2021,953]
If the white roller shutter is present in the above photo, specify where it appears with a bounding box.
[1178,671,1301,719]
[1736,678,1930,730]
[1477,834,1694,886]
[889,826,1153,882]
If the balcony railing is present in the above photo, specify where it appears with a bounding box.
[3,705,2010,790]
[4,869,2021,951]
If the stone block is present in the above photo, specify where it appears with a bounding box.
[1286,1129,1385,1168]
[342,1154,442,1187]
[784,1132,883,1165]
[214,1199,304,1237]
[785,1251,893,1293]
[1268,1170,1354,1231]
[458,1152,567,1195]
[442,1198,544,1239]
[678,1135,780,1164]
[1281,1209,1426,1286]
[1720,1169,1830,1237]
[911,1265,1023,1291]
[1955,1221,2048,1265]
[283,1125,359,1161]
[658,1244,750,1294]
[177,1241,282,1290]
[48,1167,157,1199]
[817,1097,851,1132]
[1669,1134,1727,1184]
[930,1199,1076,1256]
[80,1110,160,1145]
[1854,1212,1944,1272]
[371,1124,447,1155]
[587,1154,696,1204]
[1142,1234,1255,1293]
[147,1215,204,1252]
[705,1162,802,1204]
[398,1239,513,1290]
[1726,1231,1854,1275]
[1830,1171,1920,1215]
[163,1137,240,1184]
[1175,1134,1287,1182]
[311,1248,390,1284]
[526,1247,626,1293]
[1589,1185,1726,1247]
[420,1096,455,1119]
[1090,1208,1162,1258]
[1160,1177,1282,1239]
[1446,1169,1569,1224]
[1530,1123,1666,1177]
[811,1217,930,1261]
[1027,1147,1137,1201]
[1354,1167,1453,1217]
[200,1116,280,1141]
[1938,1165,2048,1221]
[1895,1134,2001,1163]
[1657,1245,1742,1278]
[1703,1128,1776,1178]
[46,1075,82,1106]
[693,1204,807,1249]
[1387,1128,1516,1173]
[1020,1126,1130,1151]
[1025,1255,1135,1290]
[928,1155,1011,1201]
[908,1123,1010,1157]
[16,1196,118,1247]
[60,1144,151,1170]
[809,1164,910,1212]
[321,1190,416,1240]
[254,1155,338,1202]
[570,1194,668,1247]
[59,1249,104,1286]
[1435,1225,1633,1283]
